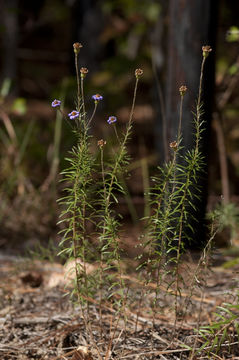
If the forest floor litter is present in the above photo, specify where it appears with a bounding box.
[0,250,239,359]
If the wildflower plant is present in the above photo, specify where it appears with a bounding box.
[51,41,223,356]
[138,46,212,326]
[52,42,143,344]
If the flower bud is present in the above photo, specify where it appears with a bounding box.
[73,42,83,55]
[202,45,212,58]
[179,85,187,97]
[135,68,143,79]
[80,67,89,78]
[73,42,82,55]
[97,139,106,148]
[170,141,178,151]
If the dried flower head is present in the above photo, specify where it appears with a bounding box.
[68,110,79,120]
[73,42,83,54]
[179,85,187,97]
[135,68,143,79]
[170,141,178,151]
[51,99,61,108]
[80,67,89,78]
[107,116,117,125]
[97,139,106,148]
[92,94,103,103]
[202,45,212,58]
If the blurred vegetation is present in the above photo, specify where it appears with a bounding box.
[0,0,239,253]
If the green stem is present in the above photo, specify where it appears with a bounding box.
[177,95,184,144]
[75,53,81,111]
[113,123,121,145]
[81,76,86,130]
[88,102,97,127]
[98,75,139,331]
[99,146,106,338]
[174,54,206,329]
[105,77,139,209]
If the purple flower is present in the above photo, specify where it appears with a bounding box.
[68,110,79,120]
[92,94,103,102]
[107,116,117,124]
[51,99,61,107]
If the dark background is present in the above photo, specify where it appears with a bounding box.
[0,0,239,255]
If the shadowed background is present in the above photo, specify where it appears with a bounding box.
[0,0,239,254]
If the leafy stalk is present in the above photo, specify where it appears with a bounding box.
[173,50,208,327]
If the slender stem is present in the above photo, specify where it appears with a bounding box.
[100,148,106,199]
[129,78,139,126]
[75,53,81,111]
[113,123,121,145]
[105,77,139,209]
[72,173,81,301]
[195,56,206,152]
[152,153,176,326]
[81,76,86,128]
[177,95,184,143]
[98,76,140,336]
[198,57,206,107]
[179,222,217,332]
[88,102,97,127]
[99,146,106,338]
[174,54,206,330]
[140,153,175,327]
[150,93,184,312]
[73,51,89,318]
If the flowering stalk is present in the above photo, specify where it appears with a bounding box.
[173,46,212,329]
[141,85,186,326]
[97,69,143,333]
[178,85,187,142]
[88,94,103,126]
[73,42,82,111]
[58,44,96,331]
[98,139,107,337]
[80,67,88,127]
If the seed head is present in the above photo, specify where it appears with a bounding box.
[135,68,143,79]
[73,42,83,55]
[97,139,106,148]
[80,67,89,78]
[170,141,178,151]
[179,85,187,97]
[202,45,212,58]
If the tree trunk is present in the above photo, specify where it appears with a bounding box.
[70,0,105,73]
[165,0,217,246]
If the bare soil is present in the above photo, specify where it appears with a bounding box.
[0,250,239,359]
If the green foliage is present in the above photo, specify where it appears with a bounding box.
[137,58,208,324]
[226,26,239,42]
[197,301,239,356]
[58,132,96,300]
[27,238,59,263]
[57,45,141,315]
[208,202,239,242]
[55,43,228,356]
